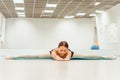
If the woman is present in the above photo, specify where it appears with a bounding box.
[5,41,115,60]
[50,41,74,61]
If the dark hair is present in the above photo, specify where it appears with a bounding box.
[58,41,69,48]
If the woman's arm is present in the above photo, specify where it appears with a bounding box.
[63,51,71,61]
[50,49,72,61]
[50,50,64,61]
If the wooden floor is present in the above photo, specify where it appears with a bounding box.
[0,60,120,80]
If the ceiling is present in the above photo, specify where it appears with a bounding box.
[0,0,120,18]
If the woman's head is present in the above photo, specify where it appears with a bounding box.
[57,41,69,55]
[58,41,69,48]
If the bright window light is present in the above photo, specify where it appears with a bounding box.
[76,13,86,16]
[94,2,101,6]
[43,10,54,13]
[42,15,50,17]
[64,16,74,18]
[46,4,57,7]
[89,14,96,16]
[18,14,25,17]
[15,7,24,10]
[13,0,24,3]
[17,12,25,15]
[95,10,104,13]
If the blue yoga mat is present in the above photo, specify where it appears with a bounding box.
[12,57,114,60]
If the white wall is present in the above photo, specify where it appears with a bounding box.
[5,18,95,50]
[96,3,120,50]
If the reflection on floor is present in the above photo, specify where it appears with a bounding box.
[0,60,120,80]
